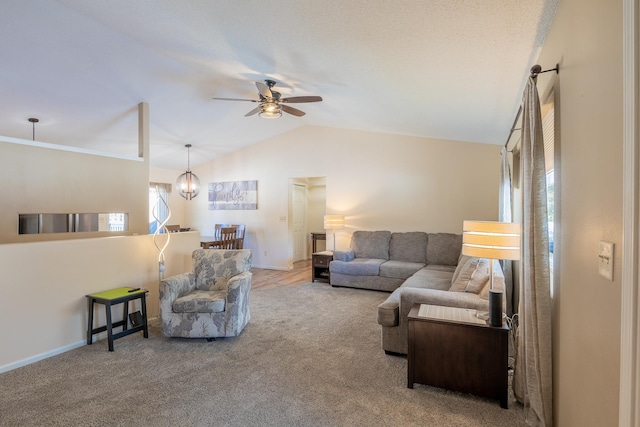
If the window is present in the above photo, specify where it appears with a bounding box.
[542,103,555,293]
[149,182,171,234]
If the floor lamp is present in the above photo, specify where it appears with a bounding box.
[324,215,345,251]
[462,220,520,327]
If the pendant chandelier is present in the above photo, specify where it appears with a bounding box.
[176,144,200,200]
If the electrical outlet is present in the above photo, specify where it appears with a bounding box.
[598,241,614,281]
[279,216,287,222]
[263,250,267,257]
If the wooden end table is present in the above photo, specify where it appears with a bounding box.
[312,251,333,283]
[86,287,149,351]
[407,304,509,408]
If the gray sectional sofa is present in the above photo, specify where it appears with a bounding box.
[329,230,505,355]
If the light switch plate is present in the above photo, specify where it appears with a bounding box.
[598,241,614,281]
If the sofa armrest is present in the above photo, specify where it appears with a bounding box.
[377,288,401,327]
[399,287,489,319]
[333,249,355,262]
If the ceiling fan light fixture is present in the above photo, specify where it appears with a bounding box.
[259,102,282,119]
[212,79,322,118]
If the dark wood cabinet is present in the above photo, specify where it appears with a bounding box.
[312,251,333,283]
[407,304,509,408]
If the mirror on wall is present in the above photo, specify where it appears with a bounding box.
[18,213,128,234]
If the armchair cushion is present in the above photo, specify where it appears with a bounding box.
[172,290,226,313]
[193,249,251,291]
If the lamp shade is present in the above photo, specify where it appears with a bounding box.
[324,215,345,230]
[462,221,521,260]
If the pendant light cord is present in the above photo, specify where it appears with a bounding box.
[28,118,39,141]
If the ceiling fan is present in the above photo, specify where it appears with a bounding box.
[212,79,323,118]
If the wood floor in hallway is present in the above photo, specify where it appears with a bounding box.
[251,259,314,290]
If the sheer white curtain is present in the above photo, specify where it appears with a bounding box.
[512,75,553,426]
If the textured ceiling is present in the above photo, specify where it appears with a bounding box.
[0,0,558,169]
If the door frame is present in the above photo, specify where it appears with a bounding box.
[620,0,639,424]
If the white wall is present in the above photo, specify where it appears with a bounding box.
[187,125,502,269]
[0,131,202,373]
[0,220,200,373]
[535,0,623,425]
[0,136,150,242]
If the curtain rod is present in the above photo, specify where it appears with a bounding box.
[503,63,560,149]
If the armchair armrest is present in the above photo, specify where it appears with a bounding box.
[333,249,355,262]
[226,271,252,302]
[159,272,196,319]
[224,271,253,336]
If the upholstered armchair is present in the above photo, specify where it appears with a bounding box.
[159,249,252,339]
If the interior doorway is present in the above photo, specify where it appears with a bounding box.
[288,177,326,266]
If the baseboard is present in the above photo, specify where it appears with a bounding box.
[0,316,161,374]
[0,340,86,374]
[252,264,291,271]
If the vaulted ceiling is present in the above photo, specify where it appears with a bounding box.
[1,1,558,169]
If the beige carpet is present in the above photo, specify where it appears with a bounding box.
[0,282,526,426]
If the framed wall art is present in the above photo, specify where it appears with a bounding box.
[208,180,258,210]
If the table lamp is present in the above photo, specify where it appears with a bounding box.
[324,215,345,251]
[462,220,521,326]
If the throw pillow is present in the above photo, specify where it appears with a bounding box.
[464,259,491,294]
[449,257,482,292]
[451,254,472,285]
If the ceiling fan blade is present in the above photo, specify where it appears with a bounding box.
[255,81,273,99]
[245,106,261,117]
[281,104,306,117]
[212,97,258,102]
[281,96,323,103]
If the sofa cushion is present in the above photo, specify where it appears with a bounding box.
[351,231,391,260]
[330,258,386,276]
[379,260,425,280]
[389,232,428,263]
[172,290,226,313]
[402,268,453,291]
[423,264,456,273]
[426,233,462,266]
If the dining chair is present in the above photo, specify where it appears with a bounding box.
[232,224,246,249]
[165,225,181,233]
[218,227,237,249]
[214,223,232,239]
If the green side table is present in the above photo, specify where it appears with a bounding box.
[86,287,149,351]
